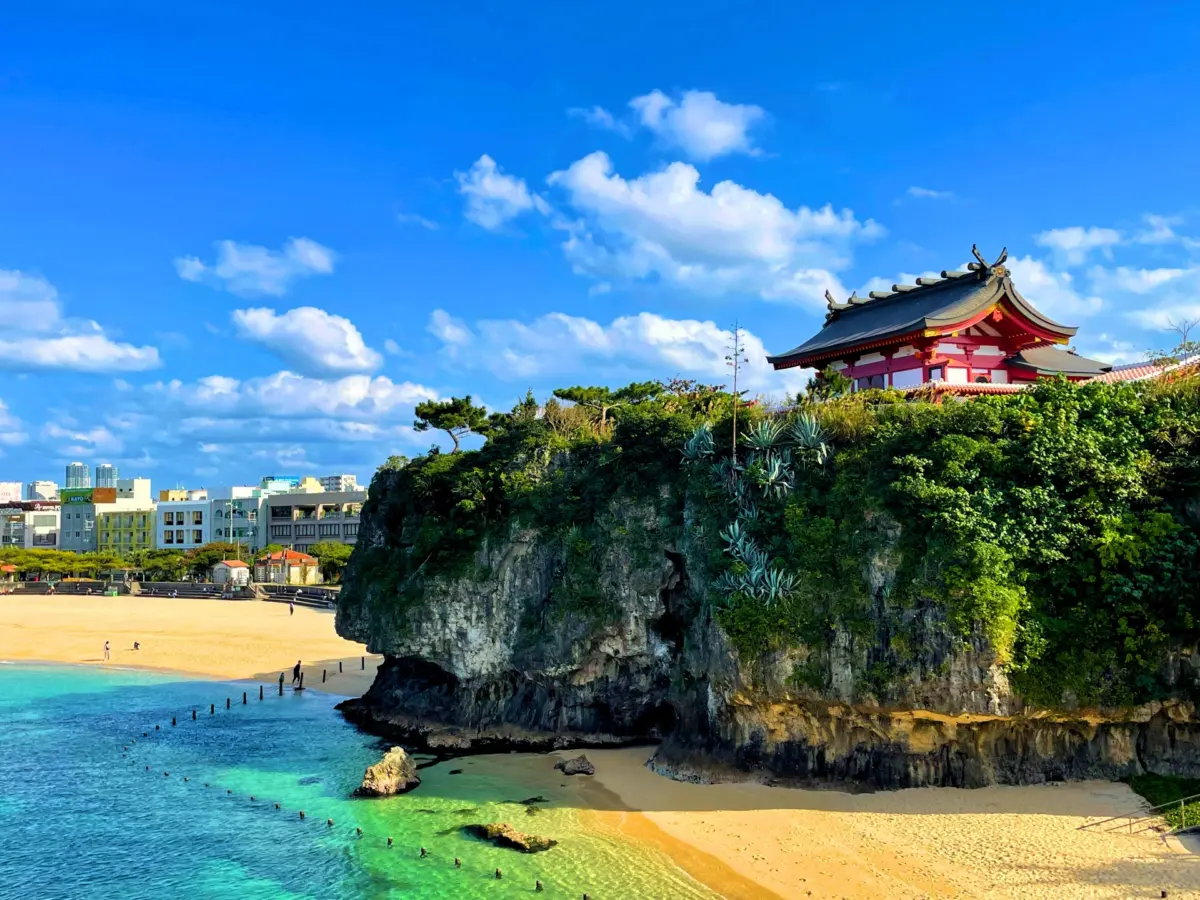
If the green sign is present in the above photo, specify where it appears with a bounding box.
[60,488,94,504]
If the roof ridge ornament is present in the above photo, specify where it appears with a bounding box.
[969,244,1009,278]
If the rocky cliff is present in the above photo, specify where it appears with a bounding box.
[336,472,1200,790]
[336,382,1200,789]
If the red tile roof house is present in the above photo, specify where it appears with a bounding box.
[253,549,322,586]
[768,245,1122,396]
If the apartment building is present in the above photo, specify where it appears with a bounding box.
[95,464,119,488]
[158,490,210,549]
[0,482,22,503]
[26,480,58,501]
[0,501,59,549]
[97,507,156,554]
[319,473,361,492]
[58,487,107,552]
[262,489,365,555]
[65,462,90,489]
[211,485,263,550]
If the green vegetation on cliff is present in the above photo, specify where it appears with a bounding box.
[352,373,1200,709]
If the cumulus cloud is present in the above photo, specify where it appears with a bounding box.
[1035,226,1123,265]
[1135,213,1185,246]
[546,151,879,305]
[397,213,439,230]
[1088,265,1191,295]
[383,338,402,355]
[174,237,336,296]
[41,422,123,456]
[231,306,382,375]
[427,308,805,394]
[1006,256,1103,320]
[455,155,548,231]
[568,105,633,138]
[147,371,438,422]
[629,90,765,161]
[0,269,161,372]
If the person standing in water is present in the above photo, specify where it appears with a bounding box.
[292,660,302,685]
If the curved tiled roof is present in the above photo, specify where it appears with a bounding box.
[768,260,1077,369]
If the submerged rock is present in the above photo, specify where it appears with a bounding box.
[554,755,595,776]
[354,746,420,796]
[462,822,558,853]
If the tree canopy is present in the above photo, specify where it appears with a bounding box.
[552,382,660,425]
[310,541,354,580]
[414,395,489,452]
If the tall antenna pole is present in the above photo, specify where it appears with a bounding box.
[725,320,746,468]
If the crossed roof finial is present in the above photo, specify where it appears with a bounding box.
[971,244,1009,276]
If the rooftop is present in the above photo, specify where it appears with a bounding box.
[768,247,1078,370]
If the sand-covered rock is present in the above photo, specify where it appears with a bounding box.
[555,754,595,776]
[462,822,557,853]
[354,746,420,796]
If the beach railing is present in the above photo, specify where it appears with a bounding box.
[1079,790,1200,837]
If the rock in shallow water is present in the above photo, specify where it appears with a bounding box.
[462,823,558,853]
[554,754,595,776]
[354,746,421,796]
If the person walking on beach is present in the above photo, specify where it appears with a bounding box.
[103,640,110,661]
[289,600,294,616]
[292,660,302,685]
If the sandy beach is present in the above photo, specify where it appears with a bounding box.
[5,593,1200,899]
[575,746,1200,899]
[0,593,381,696]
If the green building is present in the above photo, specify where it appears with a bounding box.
[96,508,157,555]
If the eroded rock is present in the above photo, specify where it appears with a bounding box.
[462,822,557,853]
[354,746,420,796]
[554,754,595,776]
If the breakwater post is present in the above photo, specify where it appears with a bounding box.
[243,691,247,705]
[259,685,264,701]
[322,669,327,684]
[226,697,230,710]
[339,661,343,673]
[279,673,284,695]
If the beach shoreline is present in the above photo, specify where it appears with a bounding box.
[7,594,1200,899]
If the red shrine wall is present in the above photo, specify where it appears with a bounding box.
[826,340,1055,390]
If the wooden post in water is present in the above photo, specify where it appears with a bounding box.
[192,709,196,720]
[226,697,230,710]
[361,656,365,670]
[171,717,176,726]
[298,671,304,690]
[322,669,327,684]
[279,673,284,695]
[339,660,343,673]
[242,691,247,705]
[210,703,214,715]
[259,685,264,701]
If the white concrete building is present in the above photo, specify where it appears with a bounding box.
[0,482,22,504]
[158,498,210,550]
[210,485,264,550]
[116,478,152,501]
[0,501,60,549]
[319,474,360,492]
[26,480,58,501]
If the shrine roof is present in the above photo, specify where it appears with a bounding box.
[1007,346,1111,377]
[767,247,1078,370]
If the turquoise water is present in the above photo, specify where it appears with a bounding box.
[0,664,717,900]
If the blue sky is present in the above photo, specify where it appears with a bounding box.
[2,2,1199,488]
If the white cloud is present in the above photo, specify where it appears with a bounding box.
[231,306,382,375]
[427,308,805,394]
[0,269,161,372]
[0,399,27,447]
[1006,255,1103,320]
[174,237,336,296]
[397,213,439,230]
[629,90,765,161]
[1127,303,1200,332]
[41,422,123,456]
[546,151,879,305]
[147,371,438,421]
[383,338,401,355]
[904,186,954,200]
[1035,226,1123,265]
[1088,265,1191,295]
[1135,213,1184,246]
[455,154,548,231]
[568,105,633,138]
[1080,333,1144,366]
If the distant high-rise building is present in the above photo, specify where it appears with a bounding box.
[319,474,360,492]
[26,480,59,501]
[0,482,22,504]
[65,462,90,489]
[95,463,119,488]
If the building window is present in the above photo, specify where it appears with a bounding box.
[318,524,340,537]
[163,512,175,526]
[163,532,173,545]
[271,507,292,519]
[192,511,203,525]
[295,524,316,537]
[929,365,944,381]
[270,525,291,538]
[343,524,358,538]
[974,374,991,384]
[175,529,184,542]
[855,374,886,390]
[193,529,203,543]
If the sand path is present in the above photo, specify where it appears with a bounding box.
[0,593,381,695]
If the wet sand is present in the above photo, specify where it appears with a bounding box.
[0,593,380,695]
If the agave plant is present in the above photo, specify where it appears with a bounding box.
[719,520,746,555]
[762,568,798,605]
[756,455,794,500]
[737,502,759,522]
[789,413,830,467]
[681,422,715,461]
[742,419,786,452]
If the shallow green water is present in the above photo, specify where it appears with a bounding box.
[0,664,718,900]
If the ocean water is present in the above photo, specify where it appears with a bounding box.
[0,665,718,900]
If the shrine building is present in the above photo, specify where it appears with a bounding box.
[766,245,1113,392]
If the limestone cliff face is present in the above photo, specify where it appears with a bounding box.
[336,471,1200,788]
